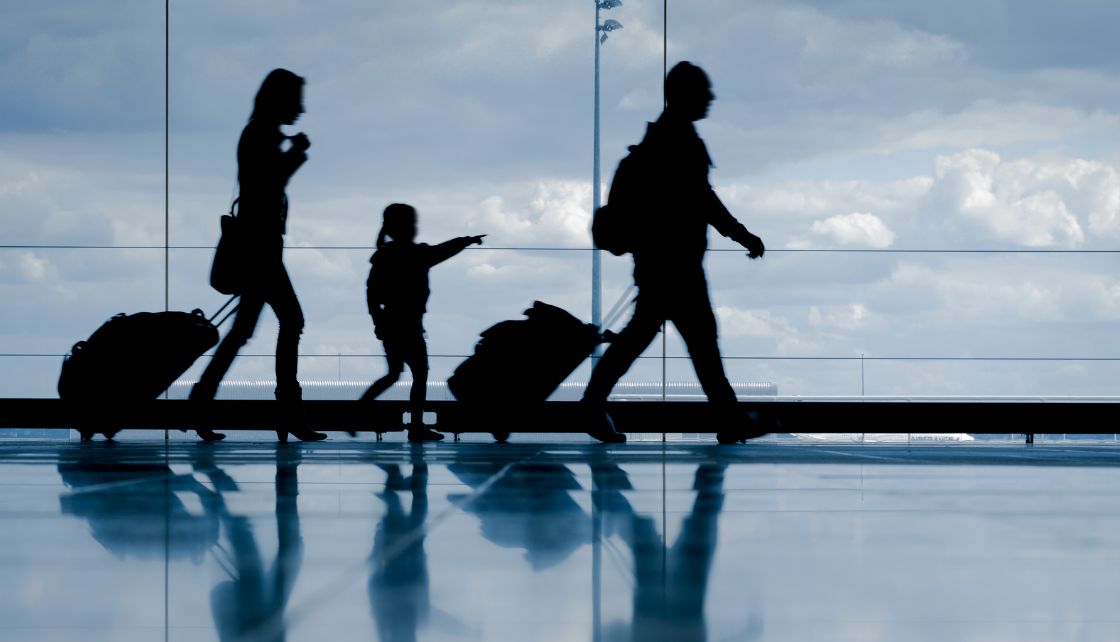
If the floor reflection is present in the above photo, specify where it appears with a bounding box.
[58,443,222,562]
[370,451,430,642]
[449,460,592,571]
[35,441,1120,641]
[592,460,727,642]
[56,445,733,641]
[209,446,302,642]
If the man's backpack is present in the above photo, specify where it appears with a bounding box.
[592,144,652,256]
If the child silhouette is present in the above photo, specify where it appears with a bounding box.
[360,203,484,441]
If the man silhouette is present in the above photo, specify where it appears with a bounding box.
[584,61,766,444]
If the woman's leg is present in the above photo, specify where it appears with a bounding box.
[265,263,324,441]
[192,295,266,401]
[188,294,265,441]
[267,264,305,403]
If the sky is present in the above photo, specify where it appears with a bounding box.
[3,0,1120,398]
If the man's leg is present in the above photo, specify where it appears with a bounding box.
[582,295,663,442]
[583,296,664,404]
[671,291,763,443]
[670,295,737,407]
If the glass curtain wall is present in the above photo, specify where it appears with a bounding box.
[3,2,1120,399]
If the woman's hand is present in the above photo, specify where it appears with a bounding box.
[289,133,311,152]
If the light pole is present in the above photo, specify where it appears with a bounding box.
[593,1,622,359]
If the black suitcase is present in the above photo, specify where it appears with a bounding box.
[447,301,604,439]
[58,297,237,439]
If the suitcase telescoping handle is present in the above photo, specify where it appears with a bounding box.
[601,285,636,332]
[209,295,239,328]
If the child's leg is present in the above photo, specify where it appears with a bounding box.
[402,330,429,427]
[408,362,428,427]
[360,344,404,402]
[402,330,441,441]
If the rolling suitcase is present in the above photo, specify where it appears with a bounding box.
[447,301,606,440]
[58,296,238,440]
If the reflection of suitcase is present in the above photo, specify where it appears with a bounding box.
[448,301,604,439]
[58,297,237,440]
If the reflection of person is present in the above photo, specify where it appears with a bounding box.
[191,68,325,443]
[210,446,304,642]
[593,461,728,642]
[583,61,767,444]
[360,203,484,442]
[369,458,431,642]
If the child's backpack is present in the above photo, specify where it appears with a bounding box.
[592,143,653,256]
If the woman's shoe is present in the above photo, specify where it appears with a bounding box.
[188,391,224,442]
[275,427,327,443]
[273,395,326,442]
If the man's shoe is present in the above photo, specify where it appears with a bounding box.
[716,409,770,444]
[586,410,626,444]
[717,430,767,444]
[196,428,226,443]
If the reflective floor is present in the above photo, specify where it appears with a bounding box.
[1,438,1119,641]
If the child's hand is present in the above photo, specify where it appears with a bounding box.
[467,234,486,246]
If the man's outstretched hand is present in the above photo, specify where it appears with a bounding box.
[744,232,765,259]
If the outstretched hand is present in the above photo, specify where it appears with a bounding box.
[744,232,765,259]
[467,234,487,246]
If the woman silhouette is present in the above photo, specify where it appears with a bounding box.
[190,69,326,443]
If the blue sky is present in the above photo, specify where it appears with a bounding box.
[3,0,1120,397]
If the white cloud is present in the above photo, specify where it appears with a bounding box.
[880,260,1070,323]
[0,252,55,284]
[858,26,967,68]
[715,306,815,355]
[808,304,875,331]
[871,102,1120,154]
[928,149,1092,247]
[725,149,1120,251]
[470,180,592,248]
[808,212,895,248]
